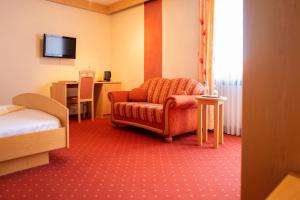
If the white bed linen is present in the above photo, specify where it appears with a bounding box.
[0,108,61,138]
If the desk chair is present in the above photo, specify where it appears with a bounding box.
[68,70,95,123]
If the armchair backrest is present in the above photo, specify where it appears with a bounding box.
[140,77,204,104]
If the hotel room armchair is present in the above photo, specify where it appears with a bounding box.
[108,78,204,142]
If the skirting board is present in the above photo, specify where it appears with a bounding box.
[0,152,49,176]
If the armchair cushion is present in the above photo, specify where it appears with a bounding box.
[108,91,129,103]
[129,88,147,102]
[114,102,163,123]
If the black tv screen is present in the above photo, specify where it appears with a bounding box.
[43,34,76,59]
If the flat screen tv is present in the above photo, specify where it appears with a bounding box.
[43,34,76,59]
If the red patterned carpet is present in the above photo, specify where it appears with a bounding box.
[0,119,241,200]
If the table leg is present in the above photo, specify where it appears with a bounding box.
[219,103,224,144]
[202,105,208,142]
[197,103,203,146]
[214,103,219,148]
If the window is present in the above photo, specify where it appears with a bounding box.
[212,0,243,135]
[213,0,243,81]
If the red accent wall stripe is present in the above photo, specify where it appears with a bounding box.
[144,0,162,81]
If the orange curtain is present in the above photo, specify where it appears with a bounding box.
[199,0,215,94]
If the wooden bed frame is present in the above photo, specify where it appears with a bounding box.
[0,93,69,176]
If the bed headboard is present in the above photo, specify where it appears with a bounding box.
[12,93,69,130]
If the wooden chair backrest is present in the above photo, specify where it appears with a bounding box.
[78,70,95,101]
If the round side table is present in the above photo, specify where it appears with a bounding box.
[195,95,227,148]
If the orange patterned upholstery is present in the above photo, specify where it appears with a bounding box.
[141,78,204,104]
[114,102,163,123]
[109,77,204,142]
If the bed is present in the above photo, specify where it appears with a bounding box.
[0,93,69,176]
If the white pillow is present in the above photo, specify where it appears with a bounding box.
[0,105,25,116]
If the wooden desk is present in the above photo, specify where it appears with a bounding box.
[195,95,227,148]
[51,81,121,118]
[267,173,300,200]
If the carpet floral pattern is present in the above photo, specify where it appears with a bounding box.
[0,119,241,200]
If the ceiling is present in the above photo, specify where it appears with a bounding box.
[90,0,121,5]
[47,0,149,14]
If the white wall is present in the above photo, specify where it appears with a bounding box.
[111,5,145,90]
[162,0,199,79]
[110,0,199,90]
[0,0,111,104]
[0,0,201,104]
